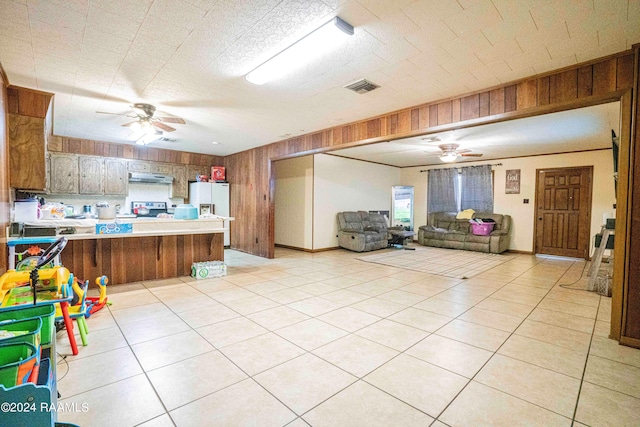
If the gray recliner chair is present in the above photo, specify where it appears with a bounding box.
[337,211,389,252]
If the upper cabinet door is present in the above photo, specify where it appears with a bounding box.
[9,114,47,191]
[186,164,211,182]
[79,156,104,195]
[151,162,173,175]
[104,158,128,195]
[171,165,187,198]
[127,160,151,173]
[49,153,78,194]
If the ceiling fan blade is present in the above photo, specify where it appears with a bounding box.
[121,121,138,127]
[153,121,176,132]
[460,153,483,157]
[97,111,133,117]
[157,116,186,124]
[456,149,472,154]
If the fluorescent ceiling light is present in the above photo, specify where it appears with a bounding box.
[246,17,354,85]
[136,130,162,146]
[439,153,458,163]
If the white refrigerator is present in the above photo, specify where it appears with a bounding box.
[189,182,230,246]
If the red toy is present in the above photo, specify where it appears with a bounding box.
[85,276,109,317]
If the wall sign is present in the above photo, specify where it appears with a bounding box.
[505,169,521,194]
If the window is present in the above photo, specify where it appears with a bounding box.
[428,165,493,213]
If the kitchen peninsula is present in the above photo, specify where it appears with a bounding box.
[8,216,231,285]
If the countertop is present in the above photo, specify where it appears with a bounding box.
[8,216,234,241]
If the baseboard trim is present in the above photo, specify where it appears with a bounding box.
[275,244,341,253]
[507,249,534,255]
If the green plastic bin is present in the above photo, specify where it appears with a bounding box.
[0,342,38,388]
[0,317,42,348]
[0,305,55,346]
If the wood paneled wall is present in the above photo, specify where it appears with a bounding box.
[7,86,52,118]
[59,233,224,285]
[224,51,636,259]
[0,67,9,273]
[48,136,224,167]
[618,46,640,347]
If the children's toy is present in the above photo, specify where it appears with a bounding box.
[55,274,90,347]
[7,237,61,271]
[0,237,80,356]
[85,275,109,317]
[15,245,55,271]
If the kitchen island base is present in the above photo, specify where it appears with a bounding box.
[60,233,224,285]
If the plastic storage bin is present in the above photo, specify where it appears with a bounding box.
[0,317,42,347]
[471,223,495,236]
[0,304,55,346]
[0,342,38,387]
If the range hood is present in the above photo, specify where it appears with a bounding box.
[128,172,174,184]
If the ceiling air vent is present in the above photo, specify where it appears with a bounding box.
[158,137,177,142]
[344,79,380,94]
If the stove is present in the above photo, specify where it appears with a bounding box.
[131,201,168,217]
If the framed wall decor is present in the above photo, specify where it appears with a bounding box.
[505,169,521,194]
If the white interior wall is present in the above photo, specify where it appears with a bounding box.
[399,167,427,236]
[274,156,313,249]
[313,154,401,250]
[400,149,615,254]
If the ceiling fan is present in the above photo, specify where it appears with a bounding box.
[98,103,186,133]
[436,143,483,163]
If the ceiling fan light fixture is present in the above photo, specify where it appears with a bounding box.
[439,152,458,163]
[246,17,354,85]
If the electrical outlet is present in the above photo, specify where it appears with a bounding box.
[523,199,529,204]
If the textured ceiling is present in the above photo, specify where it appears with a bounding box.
[0,0,638,156]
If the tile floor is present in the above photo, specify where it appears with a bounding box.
[53,247,640,426]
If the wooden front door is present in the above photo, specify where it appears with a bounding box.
[535,167,593,259]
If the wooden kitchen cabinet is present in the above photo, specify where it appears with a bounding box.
[127,160,151,173]
[78,155,104,195]
[187,164,211,181]
[151,162,173,175]
[7,87,53,191]
[48,153,78,194]
[9,114,48,191]
[104,158,127,195]
[171,164,187,198]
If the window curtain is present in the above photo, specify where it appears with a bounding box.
[460,164,493,212]
[427,168,459,213]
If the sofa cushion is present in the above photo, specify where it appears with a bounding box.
[466,234,491,244]
[338,211,364,232]
[364,212,388,233]
[449,219,472,233]
[422,227,448,240]
[431,212,458,230]
[447,231,467,242]
[364,231,385,243]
